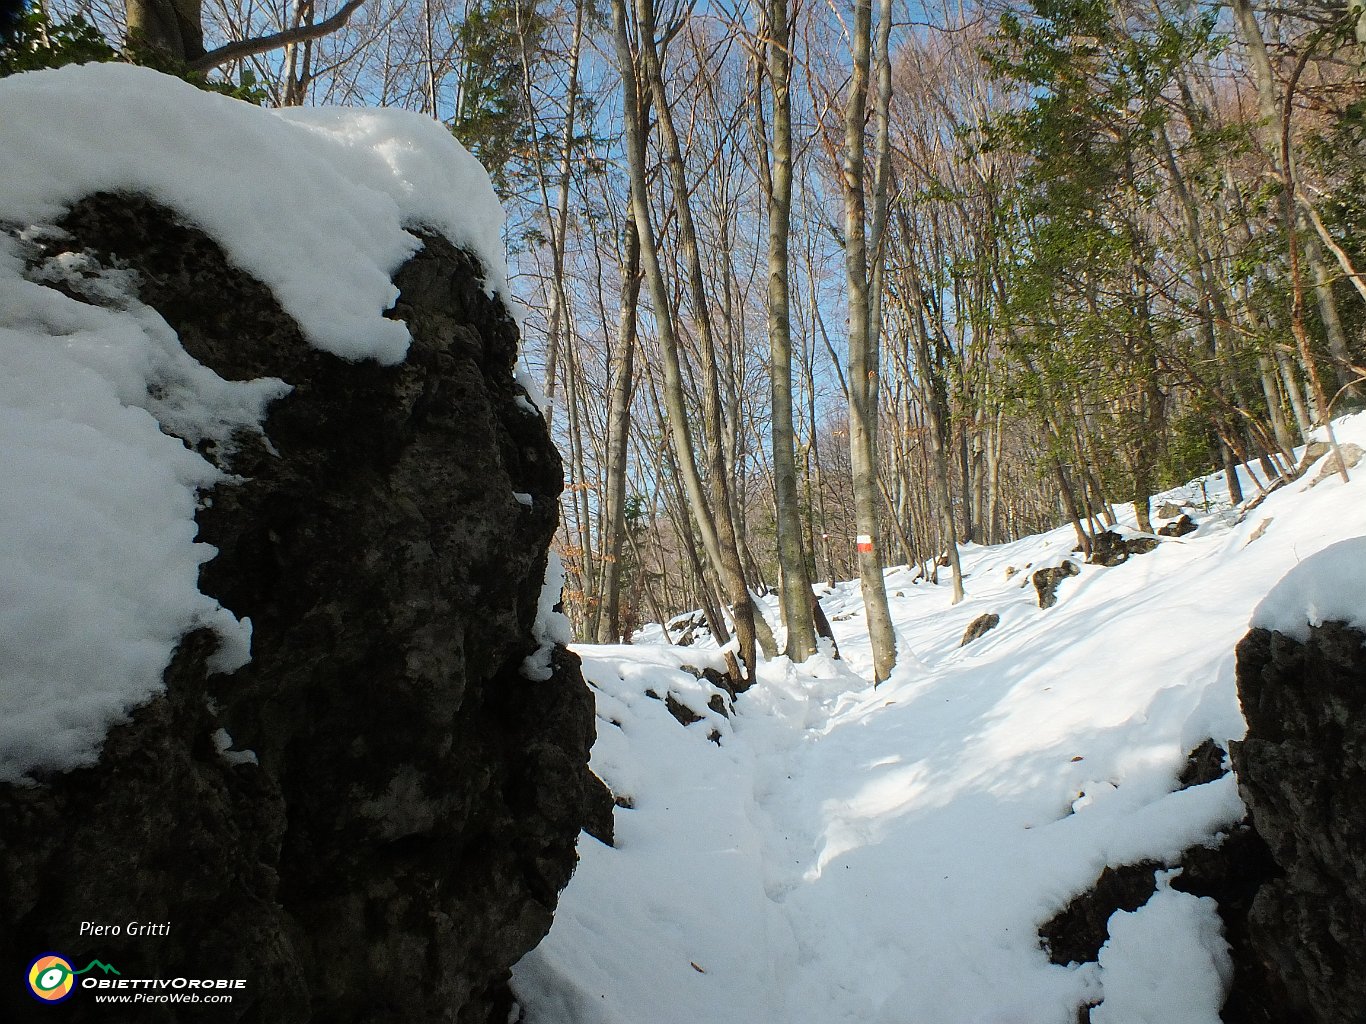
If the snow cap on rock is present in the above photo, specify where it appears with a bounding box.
[1250,537,1366,641]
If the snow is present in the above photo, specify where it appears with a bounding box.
[0,233,265,782]
[211,727,259,767]
[515,370,548,415]
[0,63,508,364]
[1250,536,1366,641]
[0,63,512,781]
[523,550,574,681]
[1091,872,1232,1024]
[514,411,1366,1024]
[3,59,1364,1019]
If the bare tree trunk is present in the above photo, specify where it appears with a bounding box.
[282,0,315,105]
[563,329,597,614]
[887,221,963,604]
[1277,347,1313,438]
[1304,228,1358,395]
[422,0,439,115]
[126,0,204,60]
[1231,0,1348,480]
[647,401,730,646]
[1298,194,1366,307]
[1257,354,1296,456]
[521,0,584,425]
[985,407,1004,545]
[842,0,897,682]
[597,217,641,643]
[633,0,775,668]
[760,0,817,661]
[612,0,760,682]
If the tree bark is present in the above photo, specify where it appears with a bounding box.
[597,217,641,643]
[762,0,817,661]
[126,0,204,61]
[611,0,761,681]
[842,0,897,682]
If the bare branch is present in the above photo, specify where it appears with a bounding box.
[189,0,366,73]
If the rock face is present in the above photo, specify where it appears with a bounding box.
[1053,615,1366,1024]
[1043,615,1366,1024]
[1040,860,1165,967]
[1231,619,1366,1024]
[0,194,605,1023]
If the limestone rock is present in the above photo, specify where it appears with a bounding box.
[960,613,1001,647]
[1040,860,1164,966]
[1158,514,1198,538]
[1177,738,1227,790]
[0,194,598,1024]
[1037,734,1282,1024]
[1231,619,1366,1024]
[1088,531,1159,567]
[1033,561,1079,609]
[1294,440,1332,476]
[665,693,704,727]
[1308,442,1363,487]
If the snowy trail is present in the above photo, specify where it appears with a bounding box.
[513,417,1366,1024]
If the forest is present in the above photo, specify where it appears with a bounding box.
[9,0,1366,684]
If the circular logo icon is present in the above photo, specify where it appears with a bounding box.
[27,954,75,1003]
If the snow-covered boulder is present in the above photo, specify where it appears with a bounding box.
[0,65,603,1023]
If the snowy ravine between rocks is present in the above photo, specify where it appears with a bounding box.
[2,60,1360,1024]
[513,414,1366,1024]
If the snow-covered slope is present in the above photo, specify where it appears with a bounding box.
[514,416,1366,1024]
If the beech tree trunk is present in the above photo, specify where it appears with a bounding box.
[842,0,897,683]
[612,0,761,682]
[762,0,817,661]
[596,217,641,643]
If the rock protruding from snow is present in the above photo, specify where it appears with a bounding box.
[1232,604,1366,1024]
[1308,442,1364,486]
[1176,739,1226,790]
[1041,861,1165,967]
[0,191,597,1024]
[665,693,705,727]
[1033,560,1079,608]
[1088,530,1159,567]
[1158,514,1198,538]
[960,612,1001,647]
